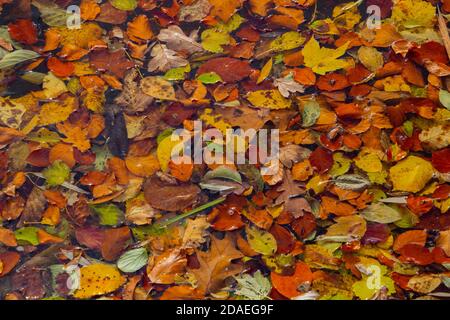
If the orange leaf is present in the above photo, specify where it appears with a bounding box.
[37,229,64,244]
[127,15,153,43]
[80,0,101,20]
[0,227,17,247]
[125,154,160,177]
[108,157,129,185]
[393,230,427,253]
[271,261,313,298]
[47,57,74,78]
[168,156,193,182]
[49,143,76,168]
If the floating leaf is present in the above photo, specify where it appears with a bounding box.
[247,90,292,109]
[246,226,277,256]
[301,37,349,75]
[234,270,271,300]
[90,203,124,226]
[361,202,402,223]
[0,49,40,69]
[42,160,71,187]
[117,247,149,273]
[301,100,321,127]
[73,263,125,299]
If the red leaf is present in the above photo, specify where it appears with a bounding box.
[398,244,434,266]
[269,223,295,254]
[47,57,74,78]
[431,148,450,173]
[26,148,50,167]
[8,19,37,45]
[309,146,333,173]
[291,212,316,239]
[197,57,252,83]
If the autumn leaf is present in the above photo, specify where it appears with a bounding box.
[301,37,349,75]
[190,233,243,293]
[73,264,126,299]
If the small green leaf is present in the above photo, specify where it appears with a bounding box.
[302,100,321,127]
[117,247,149,273]
[234,270,271,300]
[42,160,70,187]
[90,203,124,226]
[203,166,242,183]
[246,226,277,256]
[21,71,46,84]
[110,0,137,11]
[0,49,40,70]
[164,64,191,81]
[15,227,40,245]
[439,89,450,110]
[197,72,222,84]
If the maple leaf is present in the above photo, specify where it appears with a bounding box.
[301,37,349,75]
[157,25,203,56]
[275,170,311,218]
[274,74,305,97]
[147,44,189,73]
[190,233,243,293]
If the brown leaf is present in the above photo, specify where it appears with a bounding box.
[143,174,201,212]
[189,233,243,293]
[197,57,251,83]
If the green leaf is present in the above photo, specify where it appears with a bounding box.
[234,270,271,300]
[26,128,61,144]
[110,0,137,11]
[201,14,244,53]
[329,152,351,177]
[203,166,242,183]
[270,31,305,52]
[246,226,277,256]
[201,29,231,53]
[439,89,450,110]
[92,145,112,171]
[237,164,264,192]
[197,72,222,84]
[117,247,149,273]
[32,0,69,27]
[15,227,40,245]
[42,160,71,187]
[21,71,46,85]
[164,64,191,81]
[90,203,124,226]
[0,50,40,70]
[361,202,402,223]
[302,100,321,127]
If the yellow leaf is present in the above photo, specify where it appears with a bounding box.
[140,76,176,100]
[157,134,184,172]
[73,263,125,299]
[39,96,77,126]
[55,23,103,49]
[389,155,434,192]
[199,108,232,134]
[257,58,272,84]
[391,0,435,30]
[56,121,91,152]
[246,90,292,109]
[357,46,383,72]
[42,72,68,99]
[301,37,349,75]
[374,75,411,92]
[354,150,382,173]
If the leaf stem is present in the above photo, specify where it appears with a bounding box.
[156,196,226,228]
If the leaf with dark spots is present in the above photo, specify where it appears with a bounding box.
[196,57,252,83]
[143,174,201,212]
